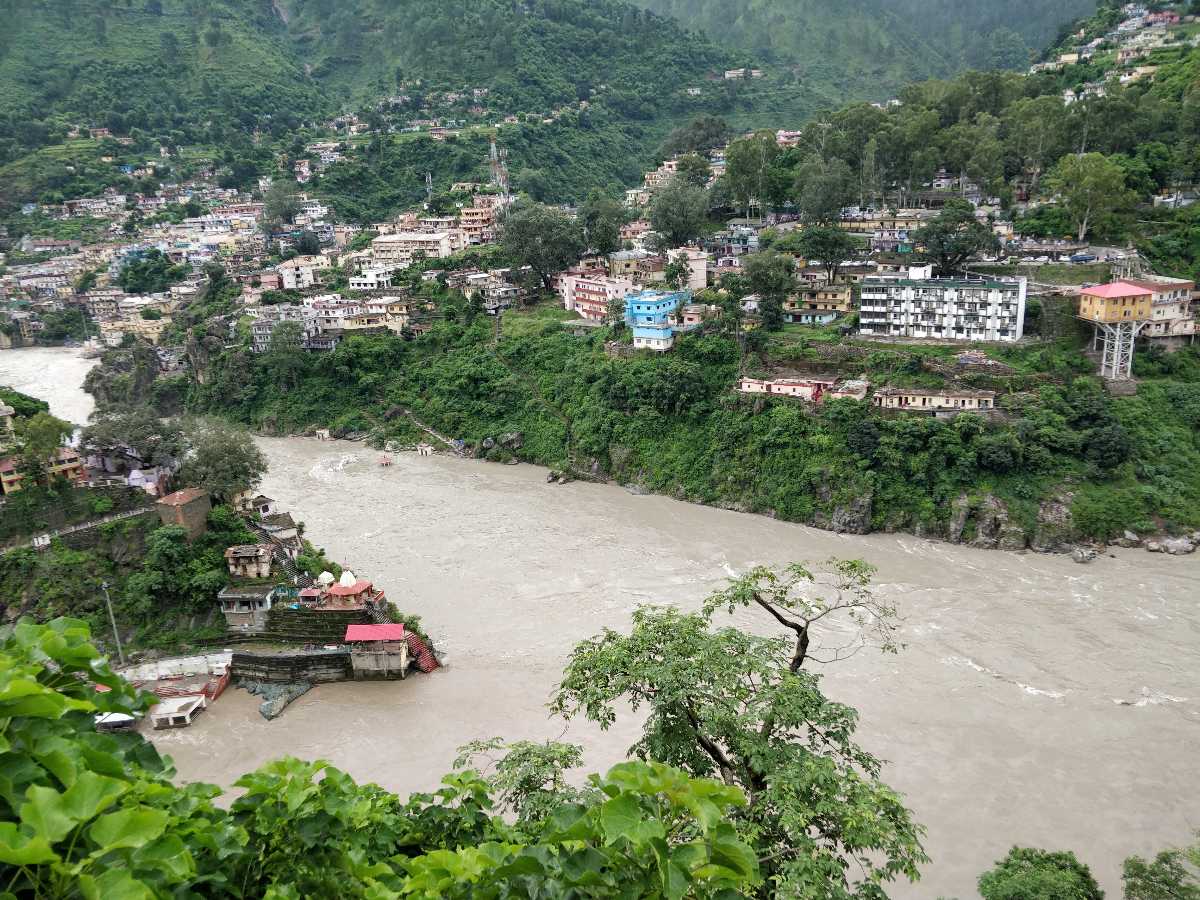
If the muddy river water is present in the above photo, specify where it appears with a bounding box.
[4,346,1198,898]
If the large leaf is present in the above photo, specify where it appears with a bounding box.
[78,869,155,900]
[598,792,641,845]
[20,772,128,842]
[131,833,195,880]
[89,806,170,851]
[0,822,59,865]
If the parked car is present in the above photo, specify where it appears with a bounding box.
[1070,253,1098,263]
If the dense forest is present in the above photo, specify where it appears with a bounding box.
[634,0,1097,88]
[0,0,1094,209]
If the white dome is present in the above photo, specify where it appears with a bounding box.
[318,571,335,586]
[338,571,357,587]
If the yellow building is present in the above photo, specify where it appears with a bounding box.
[1077,282,1154,322]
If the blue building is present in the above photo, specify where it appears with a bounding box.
[625,288,691,351]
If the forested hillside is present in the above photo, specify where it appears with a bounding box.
[635,0,1097,93]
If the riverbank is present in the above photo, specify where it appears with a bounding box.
[154,436,1199,900]
[9,345,1200,898]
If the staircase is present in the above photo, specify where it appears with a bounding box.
[246,521,313,588]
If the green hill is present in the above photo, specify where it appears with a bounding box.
[633,0,1098,97]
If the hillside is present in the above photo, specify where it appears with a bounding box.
[634,0,1098,96]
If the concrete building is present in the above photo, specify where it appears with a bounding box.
[372,231,456,265]
[156,487,211,539]
[667,247,710,292]
[737,377,837,402]
[859,265,1026,342]
[1077,280,1162,378]
[559,272,636,320]
[625,289,691,351]
[872,387,997,414]
[1129,276,1195,350]
[224,544,273,579]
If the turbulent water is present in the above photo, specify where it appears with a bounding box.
[6,347,1200,899]
[0,346,97,426]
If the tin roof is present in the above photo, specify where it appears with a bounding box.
[157,487,209,507]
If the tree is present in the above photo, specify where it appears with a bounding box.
[117,248,190,293]
[1046,152,1133,242]
[552,561,927,898]
[725,131,782,217]
[744,251,795,331]
[660,115,731,157]
[648,177,708,250]
[674,152,712,189]
[500,203,585,293]
[264,179,300,225]
[794,155,855,224]
[1123,842,1200,900]
[262,319,309,392]
[295,230,321,256]
[979,847,1104,900]
[794,225,858,282]
[579,191,625,256]
[178,417,267,502]
[15,412,74,479]
[913,199,1000,274]
[0,618,762,899]
[82,407,186,468]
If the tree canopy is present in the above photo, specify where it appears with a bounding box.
[553,561,927,898]
[500,203,586,292]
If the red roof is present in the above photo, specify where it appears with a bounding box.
[1080,281,1153,299]
[344,623,406,642]
[329,580,372,597]
[157,487,209,507]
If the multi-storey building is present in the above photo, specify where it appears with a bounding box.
[560,272,636,321]
[372,231,457,265]
[859,265,1026,342]
[625,289,690,351]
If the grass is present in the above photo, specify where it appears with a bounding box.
[970,263,1111,285]
[501,303,577,339]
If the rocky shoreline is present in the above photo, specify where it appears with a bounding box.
[289,427,1199,563]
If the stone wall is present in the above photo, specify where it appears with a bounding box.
[230,650,351,684]
[264,606,375,643]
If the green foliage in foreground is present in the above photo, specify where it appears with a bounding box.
[979,846,1105,900]
[0,618,762,898]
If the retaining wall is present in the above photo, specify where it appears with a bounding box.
[230,650,352,684]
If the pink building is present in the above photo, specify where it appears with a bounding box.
[737,377,837,402]
[559,271,635,320]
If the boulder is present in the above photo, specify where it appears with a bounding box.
[829,494,873,535]
[499,431,524,450]
[971,495,1008,549]
[1162,537,1196,556]
[1145,541,1162,553]
[1115,530,1141,548]
[481,436,496,450]
[1071,547,1098,564]
[811,479,873,535]
[1032,493,1076,553]
[948,494,971,544]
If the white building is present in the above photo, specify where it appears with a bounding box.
[859,265,1027,342]
[372,231,457,265]
[667,247,709,292]
[348,265,402,292]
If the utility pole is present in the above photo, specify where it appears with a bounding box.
[100,581,125,667]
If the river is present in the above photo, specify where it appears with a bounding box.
[4,346,1199,899]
